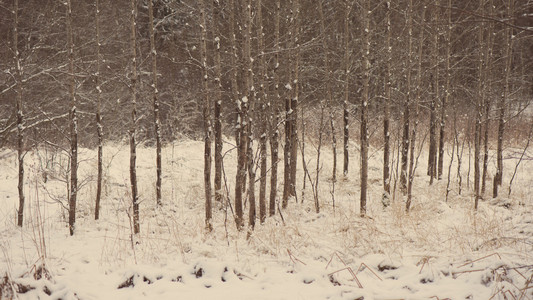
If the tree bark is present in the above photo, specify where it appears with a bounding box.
[474,0,485,209]
[343,1,352,177]
[199,0,213,231]
[243,0,256,230]
[213,0,224,205]
[67,0,78,236]
[129,0,140,234]
[231,0,245,229]
[289,0,300,200]
[95,0,103,220]
[383,0,391,195]
[148,0,162,206]
[257,0,268,224]
[360,0,370,216]
[493,0,514,198]
[400,0,414,194]
[14,0,25,227]
[428,4,438,184]
[269,0,281,216]
[438,0,451,181]
[406,5,425,212]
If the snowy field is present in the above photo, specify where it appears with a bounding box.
[1,139,532,299]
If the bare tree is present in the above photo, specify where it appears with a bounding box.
[148,0,162,206]
[360,0,370,216]
[213,0,224,205]
[406,4,426,212]
[428,2,438,184]
[383,0,391,195]
[289,0,300,202]
[229,0,244,228]
[94,0,103,220]
[474,0,484,209]
[400,0,414,194]
[199,0,213,230]
[243,0,256,230]
[493,0,514,198]
[343,1,352,177]
[256,0,268,224]
[129,0,140,234]
[437,0,451,181]
[269,0,281,217]
[14,0,25,227]
[67,0,78,236]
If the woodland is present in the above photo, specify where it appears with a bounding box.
[0,0,532,299]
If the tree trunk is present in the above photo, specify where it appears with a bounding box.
[400,0,414,194]
[269,0,281,217]
[231,0,245,229]
[474,0,484,209]
[243,0,256,230]
[95,0,103,220]
[383,0,391,195]
[148,0,162,206]
[493,0,514,198]
[289,0,300,200]
[438,0,451,181]
[67,0,78,236]
[428,5,438,184]
[257,0,268,223]
[343,0,352,177]
[213,0,224,205]
[406,5,425,212]
[14,0,25,227]
[360,0,370,216]
[319,0,336,191]
[129,0,140,234]
[199,0,212,230]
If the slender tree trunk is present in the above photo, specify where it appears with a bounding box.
[428,5,438,184]
[481,0,494,195]
[289,0,300,200]
[95,0,103,220]
[493,0,514,198]
[406,5,425,212]
[67,0,78,236]
[231,0,245,229]
[400,0,413,194]
[213,0,224,205]
[199,0,212,230]
[129,0,140,234]
[360,0,370,216]
[269,0,281,216]
[318,0,336,189]
[438,0,452,181]
[257,0,268,223]
[243,0,256,230]
[343,1,352,176]
[474,0,484,209]
[383,0,391,195]
[282,0,298,208]
[148,0,162,206]
[14,0,25,227]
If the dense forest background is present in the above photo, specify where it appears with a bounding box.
[0,0,532,231]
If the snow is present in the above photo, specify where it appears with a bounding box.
[0,140,532,299]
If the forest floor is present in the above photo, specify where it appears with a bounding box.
[0,138,532,299]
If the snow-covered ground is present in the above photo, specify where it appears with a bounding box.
[1,138,532,299]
